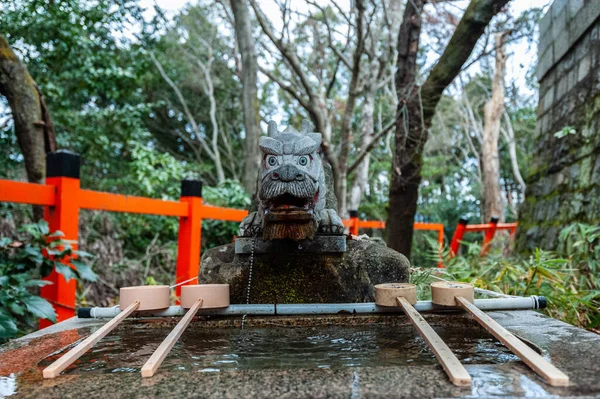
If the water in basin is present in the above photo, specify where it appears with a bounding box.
[39,322,519,375]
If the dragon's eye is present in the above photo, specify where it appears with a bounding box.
[267,155,278,166]
[298,155,309,166]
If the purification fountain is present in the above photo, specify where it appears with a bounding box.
[201,120,410,303]
[2,121,600,397]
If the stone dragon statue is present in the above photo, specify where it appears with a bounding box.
[239,120,344,240]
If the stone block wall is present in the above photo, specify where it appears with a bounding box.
[516,0,600,251]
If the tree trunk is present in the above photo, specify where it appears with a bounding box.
[348,84,376,213]
[0,35,56,220]
[386,0,510,258]
[231,0,261,196]
[482,32,507,222]
[336,0,365,218]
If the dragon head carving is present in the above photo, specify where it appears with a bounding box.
[240,120,344,240]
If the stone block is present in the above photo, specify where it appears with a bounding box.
[571,3,600,48]
[554,29,571,64]
[579,155,594,188]
[551,0,568,19]
[556,74,569,99]
[550,171,566,191]
[568,0,585,18]
[538,31,553,58]
[541,112,552,133]
[593,154,600,184]
[567,68,578,92]
[574,30,590,61]
[552,6,567,39]
[578,54,592,81]
[537,45,555,81]
[543,85,555,112]
[539,9,552,37]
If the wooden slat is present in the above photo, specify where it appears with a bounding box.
[357,220,386,229]
[43,301,140,379]
[397,297,471,387]
[0,180,56,206]
[414,222,445,231]
[141,299,204,378]
[200,205,248,222]
[456,296,569,387]
[79,189,188,217]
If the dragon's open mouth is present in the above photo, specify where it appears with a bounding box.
[267,191,318,212]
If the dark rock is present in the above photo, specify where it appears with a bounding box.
[200,237,410,303]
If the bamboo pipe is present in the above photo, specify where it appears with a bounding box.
[78,296,548,319]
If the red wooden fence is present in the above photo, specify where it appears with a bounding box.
[0,151,445,327]
[449,216,517,256]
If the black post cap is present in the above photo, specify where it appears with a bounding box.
[537,296,547,309]
[46,150,81,178]
[458,217,469,225]
[349,210,359,218]
[77,307,92,318]
[490,216,500,224]
[181,179,203,197]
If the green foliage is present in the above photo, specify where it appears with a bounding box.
[412,223,600,329]
[202,180,252,250]
[554,126,577,139]
[0,221,97,342]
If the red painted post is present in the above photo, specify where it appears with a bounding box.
[349,210,359,236]
[449,218,468,257]
[175,179,203,298]
[41,151,81,328]
[481,216,500,255]
[437,226,444,268]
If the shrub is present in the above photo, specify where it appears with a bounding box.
[0,221,97,342]
[412,225,600,329]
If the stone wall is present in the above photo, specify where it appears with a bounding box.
[516,0,600,251]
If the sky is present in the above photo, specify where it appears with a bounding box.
[141,0,552,103]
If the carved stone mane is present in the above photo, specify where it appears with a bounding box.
[239,120,344,240]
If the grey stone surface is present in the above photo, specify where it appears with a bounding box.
[4,311,600,397]
[235,235,347,254]
[201,237,410,303]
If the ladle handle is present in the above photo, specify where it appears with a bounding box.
[397,297,471,386]
[455,296,569,387]
[43,300,140,379]
[141,298,204,378]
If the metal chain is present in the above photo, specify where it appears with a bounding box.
[241,232,257,329]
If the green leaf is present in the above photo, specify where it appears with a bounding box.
[74,250,94,258]
[0,312,18,340]
[23,279,53,288]
[54,263,78,282]
[71,260,98,282]
[21,296,57,323]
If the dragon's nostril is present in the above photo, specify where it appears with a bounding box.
[273,172,279,179]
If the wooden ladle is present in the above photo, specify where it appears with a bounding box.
[141,284,230,378]
[376,283,471,387]
[43,285,170,379]
[431,281,569,387]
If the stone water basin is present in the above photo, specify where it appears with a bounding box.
[1,311,600,397]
